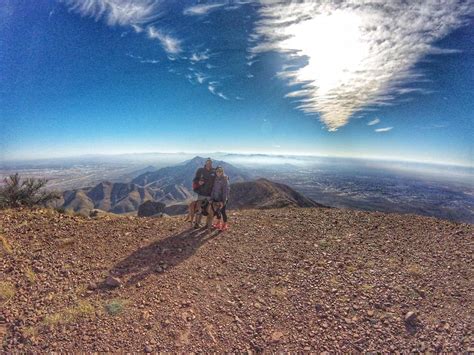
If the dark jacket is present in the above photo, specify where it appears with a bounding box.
[211,175,230,202]
[193,166,216,197]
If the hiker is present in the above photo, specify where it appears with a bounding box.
[210,166,230,231]
[192,158,216,227]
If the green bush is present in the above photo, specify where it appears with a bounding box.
[0,173,60,209]
[104,299,126,316]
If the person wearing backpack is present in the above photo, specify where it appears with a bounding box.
[192,158,216,228]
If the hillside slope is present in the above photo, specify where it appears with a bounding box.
[56,181,155,215]
[228,178,326,209]
[0,208,472,352]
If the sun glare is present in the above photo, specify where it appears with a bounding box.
[283,11,367,94]
[254,2,472,131]
[277,10,370,130]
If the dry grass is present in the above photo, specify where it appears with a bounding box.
[318,239,331,249]
[25,267,36,283]
[57,237,75,248]
[365,260,376,269]
[407,264,423,278]
[328,276,340,287]
[0,235,13,254]
[345,264,357,273]
[22,326,38,339]
[0,281,15,302]
[76,300,95,315]
[359,283,374,292]
[269,286,288,298]
[43,208,57,218]
[43,300,95,326]
[17,220,28,228]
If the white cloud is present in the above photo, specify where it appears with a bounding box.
[418,123,449,130]
[208,83,229,100]
[140,58,159,64]
[61,0,160,26]
[195,73,207,84]
[126,53,159,64]
[183,3,224,16]
[208,84,217,95]
[131,24,144,33]
[147,26,182,54]
[190,51,210,62]
[126,53,142,60]
[251,1,473,131]
[367,118,380,126]
[375,127,393,133]
[217,92,229,100]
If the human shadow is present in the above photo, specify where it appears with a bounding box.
[106,226,220,287]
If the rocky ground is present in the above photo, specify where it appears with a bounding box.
[0,207,473,352]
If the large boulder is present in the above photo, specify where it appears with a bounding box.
[137,200,166,217]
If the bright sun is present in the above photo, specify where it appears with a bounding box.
[278,10,371,130]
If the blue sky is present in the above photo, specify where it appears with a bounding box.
[1,0,473,165]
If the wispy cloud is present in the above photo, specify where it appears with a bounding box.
[195,73,207,84]
[375,127,393,133]
[190,51,210,62]
[61,0,160,26]
[147,26,182,54]
[367,118,380,126]
[217,92,229,100]
[251,1,473,131]
[208,83,229,100]
[61,1,183,57]
[183,3,224,16]
[126,53,159,64]
[417,123,449,130]
[140,58,159,64]
[131,24,144,33]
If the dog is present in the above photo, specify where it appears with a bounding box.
[186,200,201,226]
[187,199,221,230]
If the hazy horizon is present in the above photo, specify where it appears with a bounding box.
[3,149,474,168]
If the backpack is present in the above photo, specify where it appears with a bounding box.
[192,180,201,193]
[193,169,204,193]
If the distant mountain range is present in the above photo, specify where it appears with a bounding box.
[132,156,250,188]
[53,157,324,215]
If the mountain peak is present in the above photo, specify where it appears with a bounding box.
[184,156,214,166]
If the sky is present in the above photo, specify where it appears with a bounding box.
[1,0,473,166]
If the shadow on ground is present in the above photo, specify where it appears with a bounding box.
[107,226,220,287]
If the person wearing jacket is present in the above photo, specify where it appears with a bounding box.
[210,166,230,231]
[192,158,216,227]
